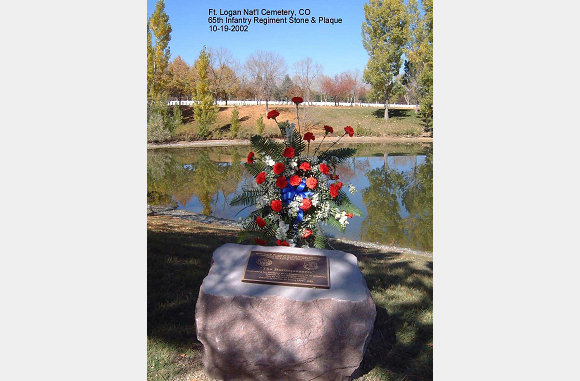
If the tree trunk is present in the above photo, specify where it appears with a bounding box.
[265,99,269,114]
[384,101,389,120]
[384,152,389,172]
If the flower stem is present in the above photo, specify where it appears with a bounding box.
[313,132,328,156]
[321,133,347,156]
[295,105,301,134]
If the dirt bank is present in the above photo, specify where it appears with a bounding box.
[147,135,433,149]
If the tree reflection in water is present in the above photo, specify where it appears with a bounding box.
[361,148,432,251]
[147,150,244,216]
[147,144,432,251]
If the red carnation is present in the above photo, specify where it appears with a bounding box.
[256,171,266,185]
[346,213,354,218]
[275,176,288,189]
[304,132,315,142]
[324,125,334,134]
[344,126,354,137]
[247,151,254,164]
[283,147,295,158]
[273,162,285,175]
[299,162,311,171]
[300,198,312,211]
[305,177,318,190]
[336,181,343,190]
[270,199,283,213]
[276,240,290,246]
[319,163,330,174]
[329,183,340,199]
[289,175,302,187]
[254,238,267,245]
[330,174,340,180]
[292,96,303,105]
[301,229,313,239]
[256,217,266,228]
[267,110,280,119]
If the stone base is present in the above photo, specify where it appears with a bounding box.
[195,244,376,380]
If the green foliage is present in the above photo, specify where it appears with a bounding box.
[229,188,263,207]
[244,162,266,177]
[407,0,433,131]
[277,121,306,156]
[147,22,154,102]
[333,190,363,216]
[194,47,218,139]
[147,114,171,143]
[313,224,327,249]
[148,0,172,101]
[249,135,285,160]
[418,65,433,131]
[326,216,345,233]
[317,147,357,165]
[147,98,176,141]
[170,105,182,133]
[230,106,240,138]
[256,115,265,135]
[362,0,410,118]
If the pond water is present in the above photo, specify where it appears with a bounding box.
[148,142,433,252]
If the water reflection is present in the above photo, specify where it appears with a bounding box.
[147,149,244,216]
[360,148,432,251]
[147,143,433,251]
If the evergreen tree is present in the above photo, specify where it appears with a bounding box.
[256,115,265,135]
[230,106,240,138]
[362,0,410,120]
[278,75,294,101]
[194,47,218,139]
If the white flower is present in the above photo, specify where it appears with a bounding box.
[263,155,275,166]
[334,210,350,228]
[349,184,357,194]
[276,219,290,239]
[311,193,320,207]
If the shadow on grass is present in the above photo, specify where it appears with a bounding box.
[148,218,432,380]
[330,241,433,380]
[372,108,412,119]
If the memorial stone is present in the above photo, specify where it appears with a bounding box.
[195,243,376,380]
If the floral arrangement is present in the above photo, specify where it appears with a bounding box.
[230,97,361,248]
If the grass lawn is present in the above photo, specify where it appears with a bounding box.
[172,105,426,141]
[148,215,433,381]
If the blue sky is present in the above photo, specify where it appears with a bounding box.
[147,0,370,77]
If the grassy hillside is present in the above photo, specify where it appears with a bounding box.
[171,105,426,141]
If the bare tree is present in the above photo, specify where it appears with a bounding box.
[350,69,363,104]
[245,51,287,113]
[292,58,322,105]
[207,47,239,102]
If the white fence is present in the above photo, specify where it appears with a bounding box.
[168,99,418,110]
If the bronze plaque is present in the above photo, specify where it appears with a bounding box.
[242,251,330,289]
